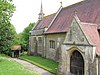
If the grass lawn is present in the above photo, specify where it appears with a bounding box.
[0,55,39,75]
[19,55,58,74]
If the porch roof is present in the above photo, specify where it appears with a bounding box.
[11,45,21,51]
[81,22,100,55]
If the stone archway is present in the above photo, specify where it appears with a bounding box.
[70,50,84,75]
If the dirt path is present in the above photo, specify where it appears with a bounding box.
[11,58,54,75]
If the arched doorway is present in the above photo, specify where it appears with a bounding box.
[70,50,84,75]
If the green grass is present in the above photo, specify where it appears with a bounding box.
[0,56,39,75]
[0,54,10,58]
[19,55,58,74]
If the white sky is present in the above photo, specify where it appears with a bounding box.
[11,0,83,33]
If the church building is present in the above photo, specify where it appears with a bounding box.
[29,0,100,75]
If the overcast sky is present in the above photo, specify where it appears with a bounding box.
[11,0,83,33]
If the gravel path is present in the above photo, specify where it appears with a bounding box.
[11,58,54,75]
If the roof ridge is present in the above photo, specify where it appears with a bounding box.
[46,6,63,32]
[39,13,55,21]
[43,13,55,18]
[63,0,84,9]
[32,13,55,30]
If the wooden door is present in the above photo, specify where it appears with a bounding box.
[70,51,84,75]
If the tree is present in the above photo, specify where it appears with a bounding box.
[21,22,35,51]
[14,23,35,51]
[22,23,35,43]
[13,33,23,45]
[0,0,16,54]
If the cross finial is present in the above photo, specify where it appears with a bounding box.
[74,9,78,15]
[60,1,62,7]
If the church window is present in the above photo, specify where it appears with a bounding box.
[49,40,55,49]
[68,29,72,41]
[69,30,72,41]
[38,37,42,43]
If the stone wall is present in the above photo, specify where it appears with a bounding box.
[57,45,67,75]
[97,58,100,75]
[88,58,97,75]
[29,36,36,55]
[29,35,45,56]
[37,36,44,56]
[57,44,97,75]
[45,33,66,61]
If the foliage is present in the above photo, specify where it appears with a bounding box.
[22,51,28,55]
[13,33,25,45]
[22,23,35,44]
[0,56,39,75]
[0,0,16,54]
[21,23,35,51]
[0,54,10,58]
[14,23,35,51]
[19,55,58,74]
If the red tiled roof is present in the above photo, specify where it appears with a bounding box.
[81,22,100,55]
[46,0,100,33]
[34,13,55,30]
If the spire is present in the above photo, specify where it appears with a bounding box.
[40,0,43,14]
[38,0,45,21]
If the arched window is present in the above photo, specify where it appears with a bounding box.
[70,51,84,75]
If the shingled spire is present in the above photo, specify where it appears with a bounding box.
[38,0,45,21]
